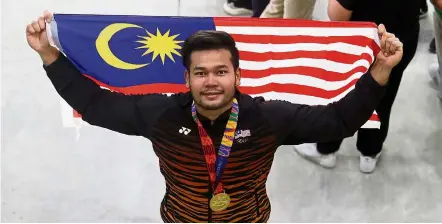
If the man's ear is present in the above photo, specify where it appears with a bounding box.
[235,68,241,86]
[185,70,190,88]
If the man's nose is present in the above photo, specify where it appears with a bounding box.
[205,73,218,86]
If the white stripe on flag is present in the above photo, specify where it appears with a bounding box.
[236,42,374,56]
[240,72,364,90]
[60,98,79,128]
[248,87,355,105]
[361,120,381,129]
[239,58,370,72]
[216,26,379,39]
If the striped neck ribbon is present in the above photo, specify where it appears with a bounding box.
[191,98,239,195]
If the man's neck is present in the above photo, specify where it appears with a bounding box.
[196,101,233,121]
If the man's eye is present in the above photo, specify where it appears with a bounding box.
[217,70,228,75]
[195,72,205,76]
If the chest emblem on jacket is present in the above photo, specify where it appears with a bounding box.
[235,129,251,143]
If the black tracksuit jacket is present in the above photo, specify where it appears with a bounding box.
[44,54,385,222]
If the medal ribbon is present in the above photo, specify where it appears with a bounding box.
[191,98,239,195]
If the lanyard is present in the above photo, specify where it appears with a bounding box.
[191,98,239,196]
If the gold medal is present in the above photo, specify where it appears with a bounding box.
[210,192,231,212]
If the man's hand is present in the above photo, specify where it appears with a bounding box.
[370,24,403,86]
[26,10,59,65]
[433,0,442,10]
[376,24,403,67]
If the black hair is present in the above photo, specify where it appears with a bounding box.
[181,30,240,71]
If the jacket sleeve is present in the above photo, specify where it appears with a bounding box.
[43,53,172,138]
[259,71,385,146]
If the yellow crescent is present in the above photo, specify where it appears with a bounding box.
[95,23,148,70]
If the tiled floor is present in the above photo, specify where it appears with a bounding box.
[2,0,442,222]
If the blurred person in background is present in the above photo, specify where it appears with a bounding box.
[259,0,316,19]
[223,0,270,18]
[294,0,420,173]
[422,0,437,54]
[223,0,253,16]
[429,0,442,99]
[430,38,436,54]
[421,0,429,18]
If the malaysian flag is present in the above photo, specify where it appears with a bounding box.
[47,14,381,129]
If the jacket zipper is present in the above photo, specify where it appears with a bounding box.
[254,189,261,216]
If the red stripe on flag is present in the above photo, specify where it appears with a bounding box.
[87,73,358,99]
[84,74,188,94]
[72,74,379,122]
[88,77,356,99]
[231,34,376,47]
[213,17,378,28]
[73,75,188,118]
[240,66,369,81]
[85,73,357,99]
[370,114,380,121]
[73,110,81,118]
[239,51,373,64]
[238,79,359,99]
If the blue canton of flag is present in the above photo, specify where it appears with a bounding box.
[50,14,215,92]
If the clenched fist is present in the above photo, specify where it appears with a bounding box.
[369,24,404,86]
[26,10,59,65]
[375,24,403,69]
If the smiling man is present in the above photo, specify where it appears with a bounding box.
[184,39,240,118]
[27,11,403,223]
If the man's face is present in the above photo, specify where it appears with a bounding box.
[185,49,240,110]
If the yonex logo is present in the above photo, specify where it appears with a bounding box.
[179,127,191,135]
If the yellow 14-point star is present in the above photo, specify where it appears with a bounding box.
[136,28,184,64]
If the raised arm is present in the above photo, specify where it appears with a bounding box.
[27,11,172,137]
[327,0,354,21]
[433,0,442,10]
[261,24,403,145]
[261,70,384,145]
